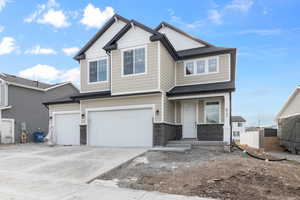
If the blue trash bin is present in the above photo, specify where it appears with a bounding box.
[33,131,44,143]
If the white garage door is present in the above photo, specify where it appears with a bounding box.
[88,107,153,147]
[54,112,80,145]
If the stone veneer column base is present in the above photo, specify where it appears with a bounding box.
[197,124,224,141]
[80,124,87,145]
[153,123,182,146]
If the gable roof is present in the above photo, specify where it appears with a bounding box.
[0,73,52,89]
[276,86,300,119]
[155,21,213,47]
[74,14,129,61]
[0,73,79,92]
[103,19,178,60]
[232,116,246,122]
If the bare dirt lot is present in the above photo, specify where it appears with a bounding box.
[99,147,300,200]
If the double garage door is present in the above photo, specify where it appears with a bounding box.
[54,107,153,147]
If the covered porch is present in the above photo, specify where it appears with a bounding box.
[169,92,232,144]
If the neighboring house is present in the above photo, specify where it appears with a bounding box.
[276,86,300,153]
[0,73,79,143]
[232,116,246,141]
[44,14,237,147]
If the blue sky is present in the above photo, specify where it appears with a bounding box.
[0,0,299,126]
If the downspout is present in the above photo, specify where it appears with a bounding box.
[230,92,233,146]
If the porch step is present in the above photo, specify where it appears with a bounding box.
[167,140,227,147]
[166,143,192,149]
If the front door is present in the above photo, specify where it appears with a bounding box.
[182,102,197,138]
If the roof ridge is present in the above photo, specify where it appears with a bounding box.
[2,73,52,86]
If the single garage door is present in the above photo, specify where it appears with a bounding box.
[88,107,153,147]
[54,112,80,145]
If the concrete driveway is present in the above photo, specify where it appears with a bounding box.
[0,144,210,200]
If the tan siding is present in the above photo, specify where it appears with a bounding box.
[49,104,80,116]
[280,90,300,117]
[111,42,159,94]
[81,93,162,122]
[175,101,181,123]
[160,43,175,91]
[163,93,175,123]
[80,59,110,92]
[176,54,230,85]
[197,97,224,124]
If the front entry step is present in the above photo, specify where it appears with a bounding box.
[167,140,227,149]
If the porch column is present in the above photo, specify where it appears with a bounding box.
[223,93,231,144]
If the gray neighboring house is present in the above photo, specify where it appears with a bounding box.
[0,73,79,143]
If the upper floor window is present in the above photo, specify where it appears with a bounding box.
[205,101,220,124]
[89,59,108,83]
[0,80,7,107]
[238,122,243,127]
[184,57,219,76]
[123,47,146,76]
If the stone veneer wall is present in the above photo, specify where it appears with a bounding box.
[80,125,87,145]
[197,124,224,141]
[153,123,182,146]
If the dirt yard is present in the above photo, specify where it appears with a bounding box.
[98,147,300,200]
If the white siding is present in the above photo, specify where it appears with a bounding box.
[158,26,204,51]
[117,26,151,49]
[85,20,127,59]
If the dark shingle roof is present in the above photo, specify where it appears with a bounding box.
[232,116,246,122]
[167,82,235,97]
[0,73,52,89]
[177,46,236,60]
[43,96,79,106]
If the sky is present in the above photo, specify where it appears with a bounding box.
[0,0,299,126]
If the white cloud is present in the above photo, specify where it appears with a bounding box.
[19,64,80,84]
[62,47,79,56]
[37,9,70,28]
[239,29,282,36]
[208,9,222,25]
[0,0,8,12]
[0,25,4,32]
[0,37,16,55]
[80,4,114,28]
[225,0,254,12]
[24,0,70,28]
[25,45,57,55]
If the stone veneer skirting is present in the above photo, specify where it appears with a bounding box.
[80,125,87,145]
[197,124,224,141]
[153,123,182,146]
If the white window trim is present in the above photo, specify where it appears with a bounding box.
[87,57,109,84]
[121,45,148,77]
[204,100,222,124]
[184,56,219,77]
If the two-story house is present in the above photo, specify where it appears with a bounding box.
[0,73,79,144]
[45,14,236,147]
[232,116,246,141]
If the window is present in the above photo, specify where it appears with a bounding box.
[233,131,240,137]
[123,47,145,75]
[238,122,243,127]
[184,56,219,76]
[205,101,220,124]
[208,58,217,72]
[0,80,6,107]
[89,59,107,83]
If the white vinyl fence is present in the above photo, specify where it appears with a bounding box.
[240,131,261,149]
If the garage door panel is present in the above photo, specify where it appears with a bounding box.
[55,113,80,146]
[88,108,153,147]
